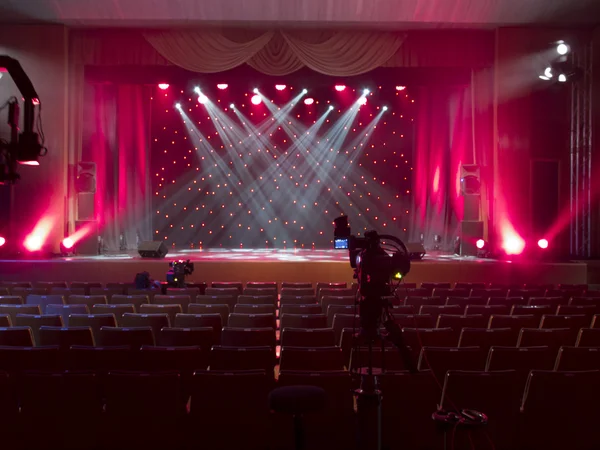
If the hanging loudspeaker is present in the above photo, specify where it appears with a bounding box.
[75,161,97,193]
[460,165,481,196]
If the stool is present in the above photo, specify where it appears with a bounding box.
[269,385,326,450]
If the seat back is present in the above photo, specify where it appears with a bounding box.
[228,313,275,329]
[517,328,573,351]
[0,296,23,305]
[25,295,65,314]
[280,327,336,348]
[68,314,117,343]
[0,327,34,346]
[418,347,483,380]
[98,326,155,349]
[158,327,213,349]
[91,304,135,324]
[554,346,600,371]
[139,304,182,325]
[45,304,89,325]
[221,327,275,348]
[209,346,275,372]
[186,304,229,325]
[233,304,276,315]
[109,295,149,311]
[14,314,63,346]
[576,328,600,347]
[485,346,554,385]
[153,295,192,313]
[120,313,170,340]
[279,295,317,305]
[37,326,95,349]
[279,346,345,371]
[280,313,327,330]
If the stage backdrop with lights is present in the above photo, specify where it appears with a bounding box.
[151,82,415,249]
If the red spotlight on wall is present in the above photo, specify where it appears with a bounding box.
[251,94,262,105]
[216,84,228,90]
[24,235,43,252]
[197,93,208,104]
[335,85,346,92]
[158,83,169,90]
[537,238,549,249]
[275,84,287,91]
[358,97,367,106]
[304,98,314,105]
[476,239,485,249]
[0,236,5,247]
[396,86,406,91]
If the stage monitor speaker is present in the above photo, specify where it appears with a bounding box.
[406,243,426,260]
[75,220,98,256]
[460,221,484,256]
[138,241,168,259]
[75,162,97,193]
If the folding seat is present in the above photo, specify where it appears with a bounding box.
[120,313,170,339]
[189,370,272,450]
[108,295,150,312]
[439,370,521,450]
[15,314,63,346]
[67,345,132,373]
[380,371,441,450]
[459,328,517,355]
[280,313,327,330]
[332,314,359,345]
[158,327,213,350]
[195,294,236,310]
[558,283,588,292]
[0,287,10,295]
[139,303,182,326]
[103,282,130,294]
[393,314,435,329]
[187,304,229,325]
[281,282,312,289]
[392,305,415,314]
[246,281,278,290]
[0,281,31,289]
[421,282,451,292]
[528,296,566,309]
[517,328,573,351]
[228,313,275,329]
[0,304,40,325]
[238,294,277,306]
[465,304,510,319]
[243,288,277,301]
[486,346,554,385]
[25,294,64,314]
[98,326,155,349]
[34,281,68,289]
[0,295,23,305]
[405,288,431,298]
[210,281,243,292]
[417,347,484,381]
[0,315,10,327]
[445,296,486,313]
[234,303,276,315]
[419,304,462,322]
[221,327,276,348]
[569,297,600,309]
[507,288,545,299]
[0,346,60,374]
[318,288,354,302]
[280,304,321,316]
[349,346,409,372]
[539,314,591,342]
[277,371,354,450]
[205,287,240,300]
[138,345,207,374]
[0,370,18,446]
[174,313,222,344]
[165,287,200,297]
[471,288,507,298]
[321,295,355,310]
[556,304,596,319]
[70,282,103,295]
[91,303,135,324]
[455,282,487,290]
[50,287,86,298]
[152,294,192,313]
[89,287,125,300]
[68,313,116,343]
[436,314,488,343]
[46,304,88,325]
[18,371,103,450]
[66,295,107,311]
[126,288,157,302]
[520,370,600,450]
[279,294,317,305]
[554,346,600,371]
[0,327,34,346]
[105,371,183,450]
[404,296,444,309]
[279,346,345,371]
[487,296,527,307]
[593,314,600,328]
[316,281,347,294]
[209,346,275,373]
[37,326,95,349]
[488,314,539,341]
[325,305,355,326]
[280,288,315,298]
[402,327,457,362]
[510,304,554,320]
[280,327,336,348]
[432,288,469,300]
[576,328,600,347]
[12,287,48,297]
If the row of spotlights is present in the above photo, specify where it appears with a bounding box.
[159,84,401,94]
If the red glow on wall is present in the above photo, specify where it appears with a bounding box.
[158,83,170,90]
[396,86,406,91]
[24,215,55,251]
[0,236,5,247]
[275,85,287,91]
[217,84,228,90]
[335,85,346,92]
[502,232,525,255]
[304,98,314,105]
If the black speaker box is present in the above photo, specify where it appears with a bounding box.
[461,221,484,256]
[138,241,168,258]
[406,243,426,260]
[75,220,99,256]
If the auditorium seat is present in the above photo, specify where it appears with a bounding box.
[25,294,65,314]
[67,294,107,310]
[281,282,312,289]
[403,296,441,310]
[0,315,10,327]
[68,314,117,344]
[34,281,68,289]
[455,282,487,290]
[138,345,207,374]
[70,281,103,294]
[392,305,415,314]
[510,304,555,319]
[153,294,192,313]
[228,312,276,328]
[517,328,573,351]
[243,288,277,300]
[321,295,355,311]
[238,294,276,306]
[104,283,130,294]
[158,327,213,349]
[280,346,344,371]
[318,288,354,302]
[539,314,591,341]
[402,327,457,360]
[165,287,200,297]
[210,345,275,372]
[120,313,170,339]
[280,313,327,329]
[348,347,409,372]
[280,288,315,298]
[91,304,135,324]
[487,296,527,307]
[554,346,600,371]
[234,304,276,315]
[528,296,566,309]
[459,328,516,354]
[98,326,155,349]
[0,281,31,289]
[419,305,462,322]
[488,314,539,342]
[0,346,60,374]
[49,287,86,297]
[576,328,600,347]
[14,314,63,346]
[221,327,276,348]
[422,282,451,292]
[471,288,508,298]
[37,326,95,349]
[11,287,48,297]
[210,282,243,292]
[205,287,240,300]
[195,294,236,310]
[0,295,23,305]
[404,288,432,298]
[507,288,545,300]
[173,314,222,344]
[280,327,336,348]
[445,296,486,313]
[465,304,510,319]
[316,282,347,293]
[279,294,317,305]
[46,304,89,325]
[246,281,278,290]
[187,304,229,325]
[126,288,158,302]
[190,370,272,450]
[418,347,483,381]
[520,370,600,450]
[485,346,554,385]
[432,288,469,300]
[325,305,355,326]
[394,314,435,329]
[280,304,322,315]
[139,304,182,325]
[556,304,597,319]
[89,287,126,300]
[569,297,600,309]
[67,345,133,373]
[0,327,35,346]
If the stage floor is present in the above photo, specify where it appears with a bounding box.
[0,249,588,286]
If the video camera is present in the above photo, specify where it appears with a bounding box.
[166,259,194,288]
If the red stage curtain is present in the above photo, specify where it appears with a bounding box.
[82,83,152,251]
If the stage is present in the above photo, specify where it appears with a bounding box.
[0,249,588,286]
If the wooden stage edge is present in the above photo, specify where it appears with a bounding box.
[0,252,588,286]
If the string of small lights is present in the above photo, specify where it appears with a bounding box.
[151,82,415,249]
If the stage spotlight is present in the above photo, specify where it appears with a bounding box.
[197,93,208,104]
[557,42,569,55]
[304,98,314,105]
[158,83,169,90]
[329,105,334,110]
[251,95,262,105]
[476,239,485,249]
[558,74,567,82]
[395,86,406,91]
[382,106,388,111]
[193,86,201,94]
[363,88,370,95]
[275,84,287,91]
[230,103,235,109]
[357,97,367,106]
[335,85,346,92]
[302,89,308,94]
[175,103,182,109]
[0,236,5,247]
[503,235,525,256]
[538,238,549,249]
[60,237,75,255]
[253,88,259,94]
[24,234,43,252]
[217,84,228,90]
